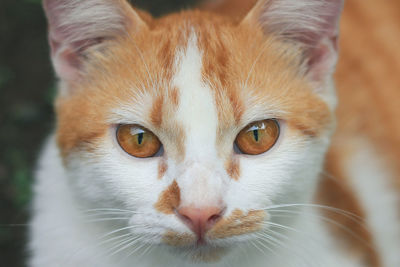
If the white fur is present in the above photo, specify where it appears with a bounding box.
[29,137,115,267]
[346,141,400,267]
[173,33,226,208]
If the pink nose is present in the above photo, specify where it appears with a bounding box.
[176,206,225,242]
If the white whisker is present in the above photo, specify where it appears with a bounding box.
[264,203,364,222]
[105,236,139,258]
[83,217,131,223]
[82,208,136,213]
[268,209,372,248]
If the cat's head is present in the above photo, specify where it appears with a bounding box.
[44,0,343,263]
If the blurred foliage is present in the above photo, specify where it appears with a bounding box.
[0,0,197,266]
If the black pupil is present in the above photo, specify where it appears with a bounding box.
[137,133,144,145]
[253,129,259,142]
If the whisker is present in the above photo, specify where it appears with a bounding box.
[262,219,328,251]
[260,229,321,267]
[81,208,138,214]
[264,203,364,222]
[268,209,372,248]
[98,232,134,247]
[263,221,303,234]
[110,235,148,259]
[142,243,155,257]
[253,236,300,267]
[254,235,279,256]
[243,42,271,89]
[97,225,139,240]
[266,219,333,252]
[249,239,270,256]
[109,233,152,258]
[83,212,132,217]
[61,233,134,267]
[82,217,131,223]
[104,236,139,258]
[255,231,312,267]
[81,213,130,219]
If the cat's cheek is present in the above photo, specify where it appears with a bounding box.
[63,138,164,210]
[227,127,328,214]
[127,212,191,242]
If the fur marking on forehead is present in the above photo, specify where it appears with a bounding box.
[173,32,219,158]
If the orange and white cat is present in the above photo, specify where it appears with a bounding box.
[29,0,400,266]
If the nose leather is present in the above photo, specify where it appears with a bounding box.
[176,206,225,243]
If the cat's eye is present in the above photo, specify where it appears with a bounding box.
[235,119,280,155]
[117,125,162,158]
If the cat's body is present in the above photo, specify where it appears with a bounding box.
[29,0,400,267]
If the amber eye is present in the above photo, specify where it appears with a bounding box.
[117,125,162,158]
[235,119,280,155]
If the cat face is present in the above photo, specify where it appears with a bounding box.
[44,0,342,262]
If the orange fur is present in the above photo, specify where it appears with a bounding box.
[207,209,265,239]
[150,95,164,128]
[154,180,181,215]
[158,159,168,179]
[170,87,180,107]
[225,157,240,181]
[162,231,196,247]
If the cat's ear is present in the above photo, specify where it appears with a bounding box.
[43,0,148,82]
[242,0,344,85]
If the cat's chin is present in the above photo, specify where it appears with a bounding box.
[168,245,230,263]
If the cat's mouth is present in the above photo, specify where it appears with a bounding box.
[168,242,230,263]
[161,209,266,262]
[163,209,265,244]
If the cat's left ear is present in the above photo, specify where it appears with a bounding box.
[242,0,344,86]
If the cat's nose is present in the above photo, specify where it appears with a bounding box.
[176,206,225,242]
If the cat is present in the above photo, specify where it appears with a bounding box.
[29,0,400,266]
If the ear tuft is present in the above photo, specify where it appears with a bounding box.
[43,0,146,81]
[243,0,344,84]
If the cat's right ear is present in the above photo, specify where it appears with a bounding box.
[43,0,148,82]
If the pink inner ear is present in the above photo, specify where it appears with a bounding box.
[48,18,111,81]
[305,36,338,83]
[52,45,81,82]
[49,37,88,82]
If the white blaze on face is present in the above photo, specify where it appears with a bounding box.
[172,32,224,207]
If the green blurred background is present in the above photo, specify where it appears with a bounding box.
[0,0,197,266]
